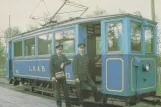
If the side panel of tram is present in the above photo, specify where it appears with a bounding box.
[9,25,80,83]
[101,17,157,96]
[12,34,52,81]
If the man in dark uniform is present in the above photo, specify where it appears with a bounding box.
[72,43,100,107]
[50,45,72,107]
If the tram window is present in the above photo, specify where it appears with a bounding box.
[24,38,35,56]
[131,21,142,52]
[145,26,154,53]
[96,37,101,54]
[14,41,22,57]
[55,29,75,54]
[106,21,123,52]
[38,33,52,55]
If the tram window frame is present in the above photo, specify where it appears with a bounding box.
[130,21,142,53]
[144,26,154,53]
[106,21,123,53]
[54,28,75,55]
[14,40,22,57]
[24,37,35,57]
[37,33,52,56]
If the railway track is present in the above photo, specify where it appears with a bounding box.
[0,79,160,107]
[141,97,161,106]
[0,81,123,107]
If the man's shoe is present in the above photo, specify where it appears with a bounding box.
[95,98,100,102]
[95,98,102,104]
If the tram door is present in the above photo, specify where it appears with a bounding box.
[87,24,101,85]
[87,24,96,62]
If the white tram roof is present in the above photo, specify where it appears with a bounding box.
[12,13,157,40]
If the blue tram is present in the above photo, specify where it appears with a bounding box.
[6,14,158,105]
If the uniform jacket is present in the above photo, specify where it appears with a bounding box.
[50,54,71,77]
[72,54,91,81]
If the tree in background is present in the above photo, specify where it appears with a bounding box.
[0,42,4,57]
[0,40,5,69]
[0,27,21,70]
[118,9,126,14]
[4,27,21,43]
[156,16,161,53]
[156,16,161,66]
[85,6,107,17]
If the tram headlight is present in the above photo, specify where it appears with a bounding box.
[145,64,150,71]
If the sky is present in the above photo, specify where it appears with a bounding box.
[0,0,161,32]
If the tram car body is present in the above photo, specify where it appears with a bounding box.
[6,14,158,104]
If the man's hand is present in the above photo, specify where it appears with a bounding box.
[75,78,80,83]
[52,77,57,82]
[60,63,64,69]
